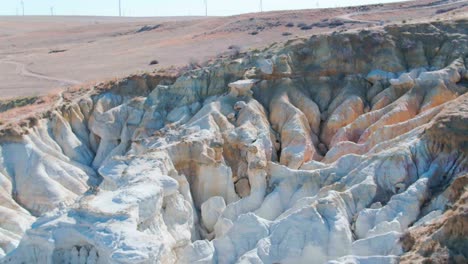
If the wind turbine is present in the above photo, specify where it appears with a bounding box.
[119,0,122,16]
[204,0,208,16]
[21,1,24,16]
[260,0,263,12]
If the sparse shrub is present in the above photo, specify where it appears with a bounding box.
[272,21,282,27]
[228,45,241,58]
[228,45,240,50]
[136,24,161,33]
[312,22,328,28]
[402,20,407,24]
[435,7,457,14]
[282,32,292,36]
[285,22,294,27]
[297,22,307,28]
[0,96,39,113]
[49,49,67,54]
[328,19,345,27]
[249,31,259,35]
[149,60,159,65]
[188,58,201,70]
[300,25,313,30]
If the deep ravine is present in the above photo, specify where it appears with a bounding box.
[0,20,467,264]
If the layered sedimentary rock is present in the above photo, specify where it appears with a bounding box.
[0,20,467,263]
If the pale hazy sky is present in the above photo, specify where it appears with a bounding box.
[1,0,408,17]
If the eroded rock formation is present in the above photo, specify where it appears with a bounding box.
[0,20,467,263]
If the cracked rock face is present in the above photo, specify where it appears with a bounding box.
[0,20,467,264]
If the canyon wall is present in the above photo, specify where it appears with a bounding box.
[0,20,467,263]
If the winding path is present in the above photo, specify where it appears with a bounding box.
[337,0,468,24]
[0,59,82,86]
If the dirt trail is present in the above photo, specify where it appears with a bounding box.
[340,0,468,23]
[0,59,81,86]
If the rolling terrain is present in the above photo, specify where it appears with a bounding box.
[0,0,467,98]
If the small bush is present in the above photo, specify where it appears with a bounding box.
[297,22,307,28]
[312,22,328,28]
[435,7,457,14]
[328,19,345,27]
[49,49,67,54]
[228,45,241,57]
[402,20,407,24]
[282,32,292,36]
[188,58,201,70]
[249,31,259,35]
[149,60,159,65]
[300,25,313,30]
[0,96,39,113]
[285,22,294,27]
[136,24,161,33]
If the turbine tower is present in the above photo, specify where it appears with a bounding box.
[260,0,263,12]
[119,0,122,16]
[21,1,24,16]
[204,0,208,16]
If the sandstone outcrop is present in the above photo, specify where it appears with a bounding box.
[0,20,467,263]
